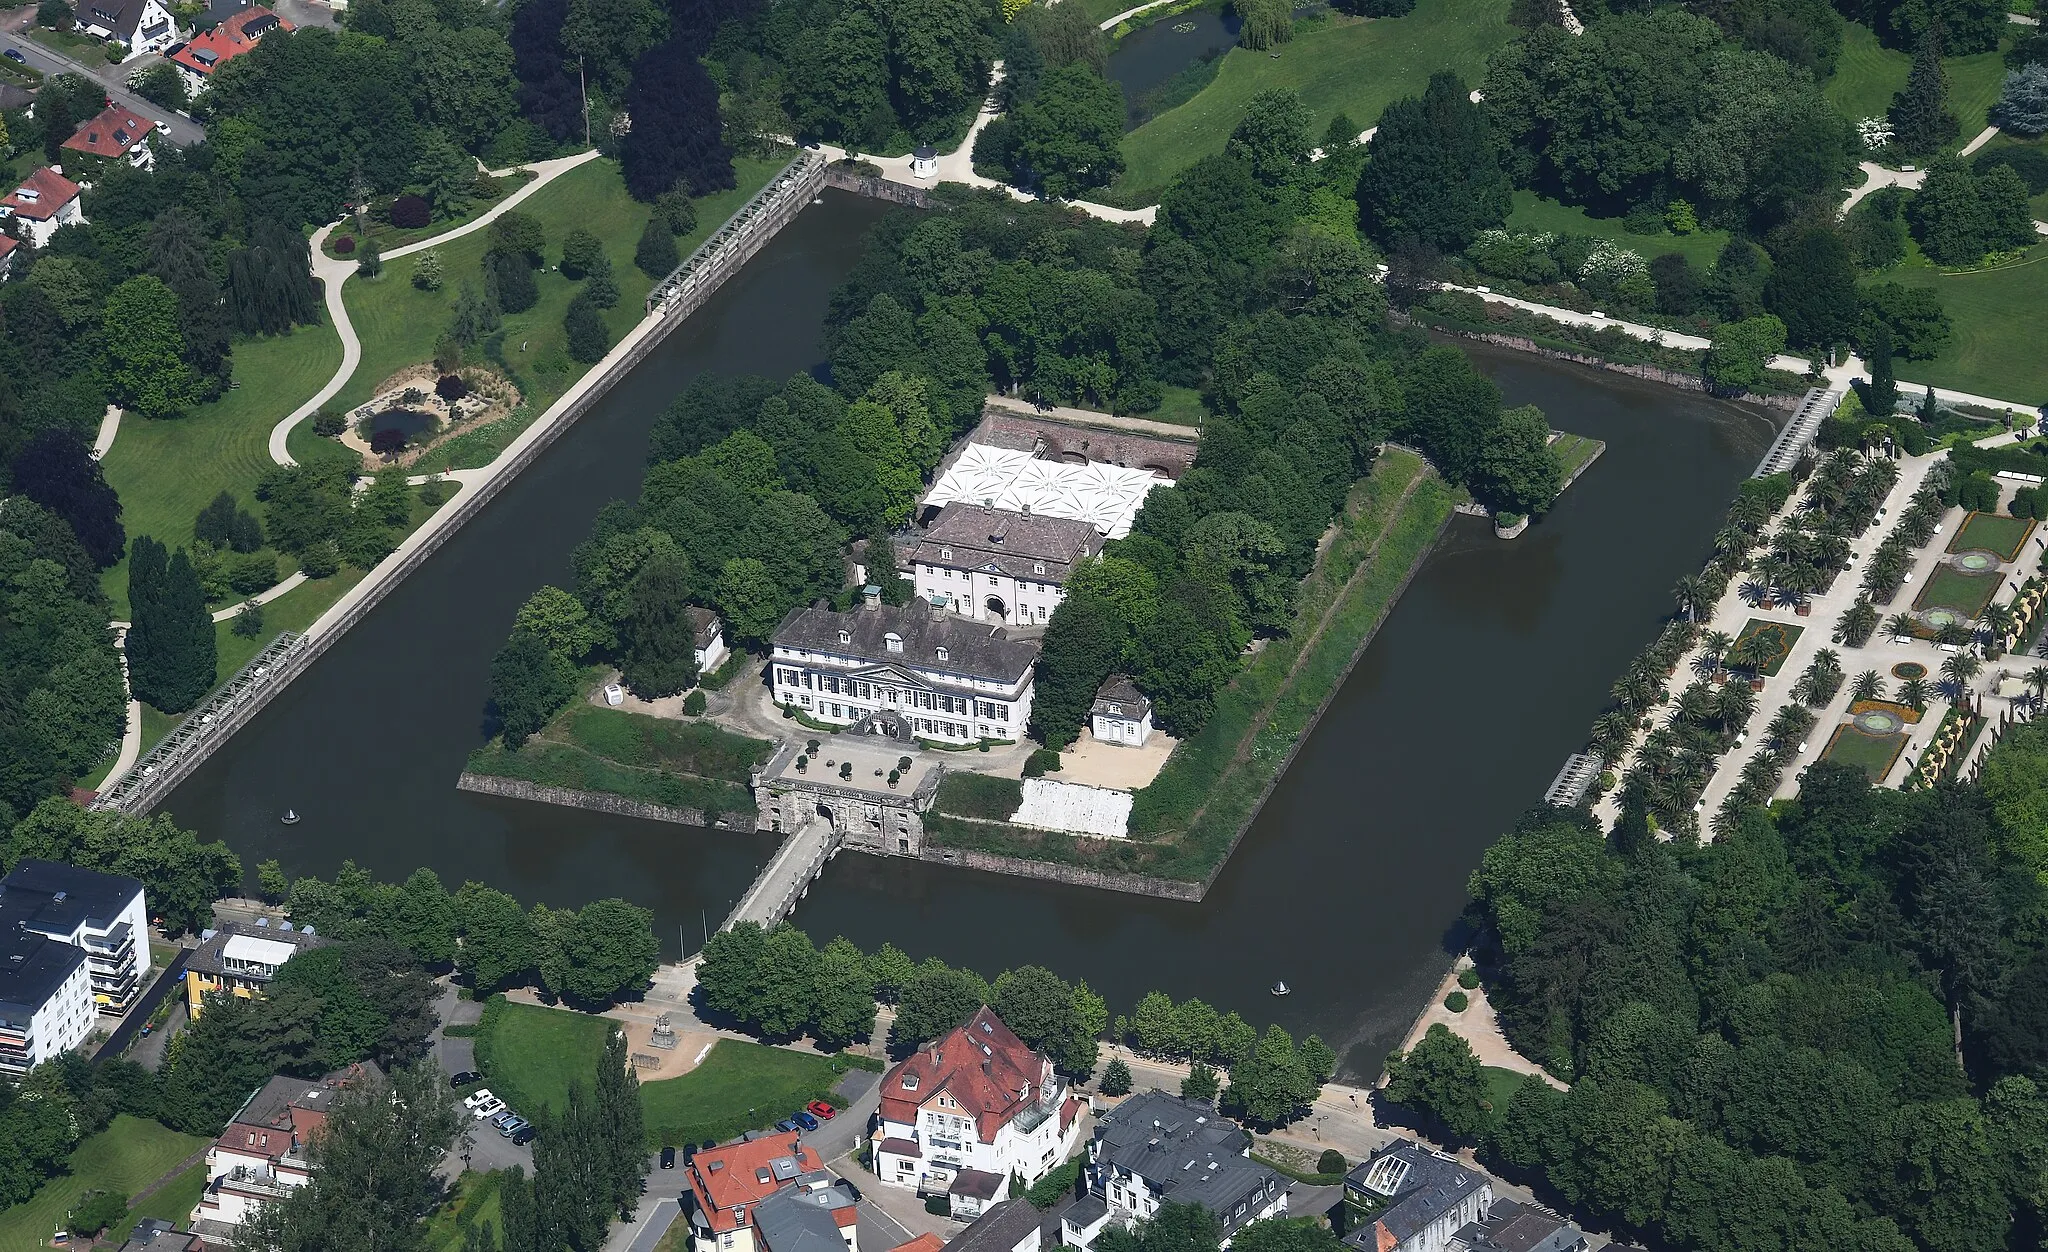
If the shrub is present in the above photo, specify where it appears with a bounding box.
[390,195,431,229]
[226,550,280,595]
[1444,991,1468,1012]
[636,217,680,277]
[301,540,342,580]
[1317,1149,1347,1175]
[334,236,356,255]
[564,292,610,363]
[1022,746,1062,777]
[925,1196,950,1216]
[312,409,345,437]
[473,172,502,199]
[232,600,265,638]
[560,228,606,279]
[412,249,444,291]
[683,690,708,716]
[2013,486,2040,519]
[1457,968,1480,990]
[370,427,408,456]
[436,374,469,402]
[357,237,382,278]
[654,189,697,235]
[1027,1158,1082,1208]
[67,1190,128,1237]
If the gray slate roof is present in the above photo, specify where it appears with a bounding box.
[0,925,85,1026]
[773,603,1039,686]
[1090,675,1150,720]
[911,503,1102,584]
[948,1199,1045,1252]
[1448,1200,1585,1252]
[1343,1141,1488,1252]
[752,1174,858,1252]
[1091,1093,1281,1236]
[187,920,329,980]
[1,858,145,937]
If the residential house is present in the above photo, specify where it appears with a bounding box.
[117,1218,206,1251]
[0,167,85,247]
[910,503,1103,628]
[76,0,179,59]
[190,1062,383,1240]
[1088,676,1153,747]
[770,594,1038,745]
[682,1132,854,1252]
[0,234,16,281]
[1062,1092,1286,1252]
[1,858,151,1013]
[689,606,730,674]
[945,1201,1045,1252]
[185,919,327,1019]
[1446,1199,1587,1252]
[1341,1141,1494,1252]
[0,924,94,1076]
[871,1006,1084,1215]
[169,5,288,95]
[62,103,158,170]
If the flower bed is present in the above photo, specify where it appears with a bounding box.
[1947,511,2036,561]
[1848,698,1922,723]
[1889,661,1927,680]
[1732,619,1803,677]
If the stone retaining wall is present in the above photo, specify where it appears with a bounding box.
[456,772,761,831]
[917,845,1205,900]
[824,169,940,208]
[1444,331,1807,411]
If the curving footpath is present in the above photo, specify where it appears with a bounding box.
[265,150,602,468]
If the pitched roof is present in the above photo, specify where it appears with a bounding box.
[62,103,155,158]
[687,1133,820,1235]
[1090,1092,1282,1236]
[890,1235,946,1252]
[1343,1141,1489,1252]
[1447,1200,1585,1252]
[0,236,16,259]
[879,1006,1054,1142]
[0,168,82,221]
[1090,675,1149,720]
[187,920,327,980]
[752,1173,860,1252]
[217,1063,385,1160]
[169,5,287,75]
[686,606,722,649]
[911,503,1103,583]
[82,0,165,39]
[774,604,1038,687]
[945,1201,1044,1252]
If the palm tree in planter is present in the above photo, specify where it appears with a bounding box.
[1934,620,1973,650]
[1671,683,1717,730]
[1696,631,1735,678]
[1899,677,1930,712]
[1885,613,1920,643]
[1982,603,2017,656]
[1674,573,1708,623]
[1611,671,1660,713]
[1591,710,1639,763]
[1835,599,1880,646]
[1729,632,1780,685]
[1713,682,1758,740]
[1851,669,1884,702]
[2028,666,2048,710]
[1740,752,1782,794]
[1941,652,1983,697]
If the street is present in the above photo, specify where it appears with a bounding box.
[0,27,206,145]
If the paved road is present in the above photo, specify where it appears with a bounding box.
[428,981,535,1178]
[0,32,205,145]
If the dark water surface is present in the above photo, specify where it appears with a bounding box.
[162,190,1774,1076]
[1104,6,1240,128]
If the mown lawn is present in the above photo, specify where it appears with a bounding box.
[1505,190,1732,270]
[1823,21,2013,142]
[1949,510,2036,559]
[98,323,344,617]
[1113,0,1513,202]
[336,155,789,415]
[321,172,538,259]
[639,1040,855,1151]
[0,1116,208,1252]
[108,1162,208,1243]
[1821,723,1908,781]
[424,1170,507,1252]
[1885,246,2048,406]
[473,995,613,1119]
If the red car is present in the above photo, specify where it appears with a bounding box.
[806,1101,836,1120]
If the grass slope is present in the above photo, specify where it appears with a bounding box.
[0,1116,207,1252]
[336,156,788,415]
[99,323,344,617]
[1823,21,2013,140]
[639,1040,853,1150]
[1114,0,1512,202]
[1505,190,1732,270]
[1885,247,2048,406]
[464,697,769,818]
[473,995,612,1118]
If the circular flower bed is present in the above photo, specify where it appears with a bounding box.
[1853,708,1906,735]
[1953,550,2001,573]
[1891,661,1928,680]
[1921,607,1962,630]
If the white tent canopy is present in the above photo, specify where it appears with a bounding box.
[921,445,1164,539]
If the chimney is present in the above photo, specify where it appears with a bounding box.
[929,596,946,622]
[861,584,880,610]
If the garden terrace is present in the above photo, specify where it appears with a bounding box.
[1821,718,1910,783]
[465,697,772,822]
[1948,511,2037,562]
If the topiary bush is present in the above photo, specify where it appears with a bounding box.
[1457,968,1480,990]
[683,690,707,716]
[334,235,356,254]
[1317,1149,1347,1175]
[436,374,469,402]
[1444,991,1468,1013]
[925,1196,951,1216]
[1022,746,1062,777]
[390,195,431,229]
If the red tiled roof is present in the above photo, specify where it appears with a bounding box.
[878,1006,1052,1143]
[62,104,154,158]
[890,1235,945,1252]
[685,1134,817,1235]
[1,168,82,221]
[169,6,289,77]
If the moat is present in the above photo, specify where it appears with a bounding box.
[159,193,1776,1074]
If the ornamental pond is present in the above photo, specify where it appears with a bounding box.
[160,192,1776,1075]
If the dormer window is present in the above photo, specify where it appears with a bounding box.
[1033,562,1045,574]
[935,647,949,662]
[902,1073,919,1091]
[940,548,952,560]
[885,633,903,653]
[837,629,851,645]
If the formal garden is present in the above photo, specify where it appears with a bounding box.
[1949,509,2037,561]
[1730,619,1803,678]
[1913,558,2005,621]
[1821,702,1917,781]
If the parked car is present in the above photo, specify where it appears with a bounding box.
[682,1144,698,1164]
[794,1111,820,1132]
[462,1088,494,1110]
[450,1071,482,1087]
[512,1125,538,1146]
[806,1101,835,1120]
[473,1098,506,1120]
[775,1119,799,1133]
[701,1140,715,1152]
[3,49,25,63]
[660,1146,677,1169]
[500,1117,529,1137]
[491,1110,518,1129]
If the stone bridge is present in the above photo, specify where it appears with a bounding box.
[725,817,842,931]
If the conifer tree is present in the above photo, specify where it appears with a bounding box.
[596,1027,646,1218]
[150,548,217,713]
[1865,322,1899,416]
[124,537,169,704]
[1889,29,1958,155]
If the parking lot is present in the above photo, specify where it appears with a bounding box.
[430,982,534,1177]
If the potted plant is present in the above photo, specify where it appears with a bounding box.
[888,770,900,788]
[795,755,807,772]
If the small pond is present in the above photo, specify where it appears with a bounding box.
[363,408,440,442]
[1107,4,1241,129]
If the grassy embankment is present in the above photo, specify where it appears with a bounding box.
[472,997,861,1148]
[926,448,1456,881]
[464,696,772,821]
[319,171,538,259]
[1504,190,1733,271]
[1110,0,1513,204]
[1823,21,2013,140]
[0,1116,209,1252]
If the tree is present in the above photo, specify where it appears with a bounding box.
[127,544,217,713]
[10,429,124,567]
[515,585,599,660]
[1399,345,1502,485]
[635,217,679,277]
[490,249,539,314]
[148,209,232,392]
[594,1026,646,1218]
[1005,63,1124,197]
[994,965,1098,1075]
[1704,314,1788,393]
[1384,1024,1490,1141]
[102,276,199,421]
[1890,30,1959,155]
[1356,71,1511,251]
[414,130,476,218]
[1859,282,1953,359]
[1223,1024,1316,1127]
[619,552,700,697]
[4,800,241,934]
[1232,1218,1342,1252]
[37,0,72,30]
[413,249,444,291]
[1226,88,1311,188]
[1993,64,2048,136]
[1477,404,1561,515]
[622,39,733,199]
[564,292,609,363]
[560,228,607,279]
[1101,1057,1133,1095]
[489,628,574,748]
[891,959,990,1049]
[67,1189,128,1238]
[239,1062,461,1252]
[1030,592,1127,748]
[814,936,878,1050]
[1763,226,1858,349]
[1181,1062,1220,1102]
[455,883,538,992]
[1862,321,1900,416]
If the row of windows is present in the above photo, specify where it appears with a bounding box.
[778,670,1007,718]
[922,566,1057,593]
[927,552,1051,575]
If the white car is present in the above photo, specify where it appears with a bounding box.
[472,1097,506,1120]
[463,1088,494,1111]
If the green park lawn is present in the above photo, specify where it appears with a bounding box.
[1914,562,2003,617]
[98,323,344,618]
[1885,246,2048,406]
[1481,1066,1529,1121]
[0,1116,208,1252]
[1549,433,1602,491]
[1113,0,1513,202]
[322,172,538,259]
[470,998,859,1149]
[1949,510,2036,560]
[335,155,788,415]
[465,692,767,818]
[1821,722,1909,782]
[424,1171,507,1252]
[108,1162,208,1243]
[1824,22,2013,142]
[27,25,111,60]
[1504,190,1732,270]
[1732,619,1803,677]
[639,1040,855,1150]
